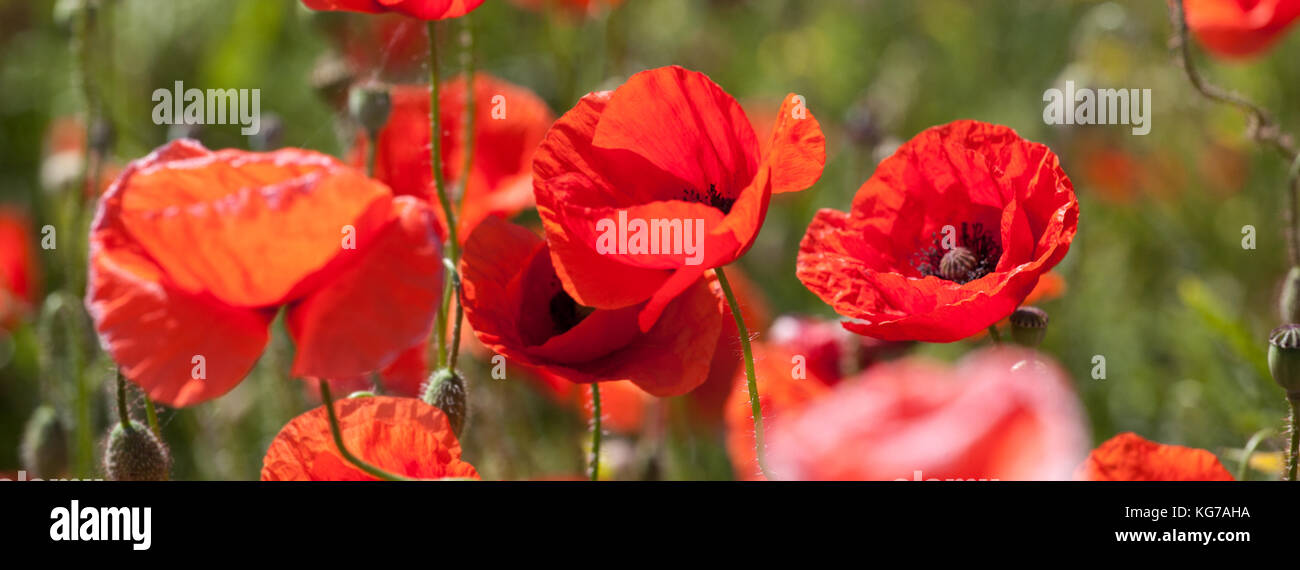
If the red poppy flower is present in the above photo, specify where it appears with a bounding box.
[1076,432,1234,481]
[533,65,826,332]
[352,76,555,240]
[262,396,478,480]
[725,342,836,481]
[460,216,722,396]
[1184,0,1300,59]
[768,348,1088,481]
[301,0,484,20]
[797,120,1078,343]
[0,208,40,328]
[86,139,443,407]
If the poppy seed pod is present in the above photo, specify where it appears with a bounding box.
[423,369,467,437]
[20,405,68,479]
[104,421,171,481]
[348,83,391,139]
[1268,324,1300,398]
[1009,306,1049,348]
[1278,266,1300,323]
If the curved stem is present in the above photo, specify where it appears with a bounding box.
[1168,0,1298,162]
[1237,427,1272,481]
[714,266,767,478]
[318,380,412,481]
[590,383,602,482]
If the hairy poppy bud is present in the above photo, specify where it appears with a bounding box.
[422,369,467,437]
[1268,324,1300,398]
[1009,306,1049,348]
[20,405,68,479]
[349,83,392,139]
[1279,267,1300,323]
[104,421,171,481]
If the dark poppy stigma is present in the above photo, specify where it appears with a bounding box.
[912,222,1002,284]
[683,183,735,214]
[549,288,594,335]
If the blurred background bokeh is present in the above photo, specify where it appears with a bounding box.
[2,0,1298,480]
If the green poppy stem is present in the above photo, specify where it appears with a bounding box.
[1289,398,1299,481]
[115,369,130,430]
[428,21,458,371]
[987,325,1002,344]
[714,266,768,478]
[318,380,412,482]
[590,383,602,482]
[144,395,161,439]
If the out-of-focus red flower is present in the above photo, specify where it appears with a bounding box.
[302,0,484,20]
[352,77,554,240]
[1081,145,1141,205]
[797,120,1078,343]
[1184,0,1300,59]
[725,342,835,480]
[261,396,478,480]
[40,116,121,195]
[534,65,826,332]
[0,208,40,328]
[460,216,722,396]
[86,140,443,407]
[766,315,914,383]
[1076,432,1234,481]
[768,348,1088,481]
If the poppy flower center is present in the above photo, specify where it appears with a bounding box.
[548,289,595,336]
[682,183,735,214]
[912,222,1001,284]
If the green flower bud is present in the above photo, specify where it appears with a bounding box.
[20,405,68,479]
[1269,325,1300,398]
[104,421,171,481]
[422,369,467,437]
[1009,306,1049,348]
[348,83,392,138]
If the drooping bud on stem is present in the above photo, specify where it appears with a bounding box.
[1009,306,1049,348]
[103,420,171,481]
[422,369,467,437]
[20,405,68,479]
[348,82,392,141]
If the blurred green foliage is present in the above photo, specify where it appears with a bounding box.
[2,0,1299,480]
